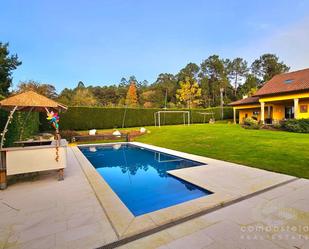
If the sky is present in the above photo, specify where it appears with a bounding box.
[1,0,309,92]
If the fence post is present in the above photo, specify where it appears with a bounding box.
[0,151,7,190]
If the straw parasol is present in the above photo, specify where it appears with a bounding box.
[0,91,67,149]
[0,90,67,112]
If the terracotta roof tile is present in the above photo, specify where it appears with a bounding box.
[255,68,309,96]
[229,96,260,106]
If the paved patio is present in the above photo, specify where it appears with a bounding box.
[0,145,308,249]
[0,148,118,249]
[119,178,309,249]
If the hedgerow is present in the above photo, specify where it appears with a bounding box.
[40,106,233,131]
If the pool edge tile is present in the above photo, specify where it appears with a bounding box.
[71,146,135,238]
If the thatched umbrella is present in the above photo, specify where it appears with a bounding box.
[0,90,67,149]
[0,90,67,112]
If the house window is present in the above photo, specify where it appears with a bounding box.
[284,79,294,84]
[285,106,294,119]
[300,105,308,113]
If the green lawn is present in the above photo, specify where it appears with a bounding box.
[134,124,309,179]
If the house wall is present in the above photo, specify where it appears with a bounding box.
[238,108,261,124]
[299,99,309,119]
[272,104,285,121]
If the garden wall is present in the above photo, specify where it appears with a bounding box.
[40,106,233,131]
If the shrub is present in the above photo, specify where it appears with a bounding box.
[243,117,260,129]
[0,109,40,147]
[40,106,233,131]
[280,119,309,133]
[272,122,282,130]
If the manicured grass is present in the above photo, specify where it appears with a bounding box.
[135,124,309,179]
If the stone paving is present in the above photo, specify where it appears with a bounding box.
[119,178,309,249]
[0,148,118,249]
[0,145,308,249]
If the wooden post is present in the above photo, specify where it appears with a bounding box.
[58,169,64,181]
[233,108,236,124]
[261,102,265,124]
[0,151,7,190]
[294,98,299,119]
[0,170,6,190]
[220,88,224,120]
[126,133,131,142]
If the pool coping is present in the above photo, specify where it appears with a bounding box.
[71,142,297,243]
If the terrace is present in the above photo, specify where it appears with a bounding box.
[1,124,308,249]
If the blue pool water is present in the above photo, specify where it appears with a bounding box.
[79,144,212,216]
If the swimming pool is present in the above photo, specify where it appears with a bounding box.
[79,144,212,216]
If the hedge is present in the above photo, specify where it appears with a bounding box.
[40,106,233,131]
[280,119,309,133]
[0,109,40,147]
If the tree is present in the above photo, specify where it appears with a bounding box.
[199,75,211,107]
[0,42,22,96]
[91,85,119,106]
[115,78,127,106]
[237,74,259,98]
[70,88,98,106]
[77,81,85,88]
[200,55,231,106]
[227,58,248,97]
[125,81,138,107]
[57,88,74,105]
[251,53,289,84]
[17,80,57,99]
[153,73,178,107]
[176,77,201,108]
[120,77,127,85]
[177,63,199,82]
[140,90,157,108]
[128,76,138,85]
[136,79,148,89]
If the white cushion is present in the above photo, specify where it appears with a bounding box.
[89,129,97,135]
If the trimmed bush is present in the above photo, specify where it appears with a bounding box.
[0,109,40,147]
[243,117,260,129]
[40,106,233,131]
[280,119,309,133]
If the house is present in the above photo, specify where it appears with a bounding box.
[230,68,309,124]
